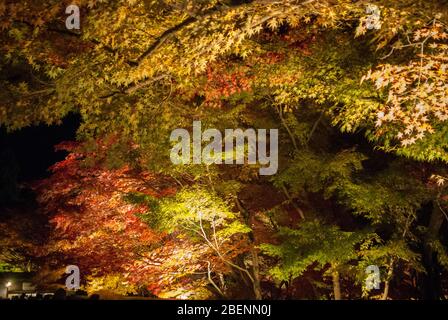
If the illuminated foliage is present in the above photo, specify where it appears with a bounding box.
[1,0,448,299]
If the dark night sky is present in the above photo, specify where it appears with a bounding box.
[0,114,79,192]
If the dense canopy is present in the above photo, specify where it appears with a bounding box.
[0,0,448,300]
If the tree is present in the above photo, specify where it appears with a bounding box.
[31,142,257,298]
[1,0,448,299]
[260,220,369,300]
[128,186,258,298]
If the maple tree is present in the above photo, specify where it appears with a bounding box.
[30,141,257,298]
[1,0,448,300]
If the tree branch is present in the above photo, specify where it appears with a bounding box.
[99,74,169,99]
[132,0,309,66]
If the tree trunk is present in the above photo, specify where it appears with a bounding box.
[421,201,444,299]
[332,270,341,300]
[235,197,262,300]
[381,260,394,300]
[382,281,390,300]
[426,201,444,242]
[251,247,262,300]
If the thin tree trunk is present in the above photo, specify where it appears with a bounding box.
[280,183,305,219]
[421,201,444,299]
[235,197,262,299]
[381,258,394,300]
[427,201,444,242]
[277,106,299,152]
[382,281,390,300]
[332,270,341,300]
[251,247,262,300]
[382,211,414,300]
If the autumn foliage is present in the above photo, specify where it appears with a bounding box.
[1,0,448,300]
[30,141,254,298]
